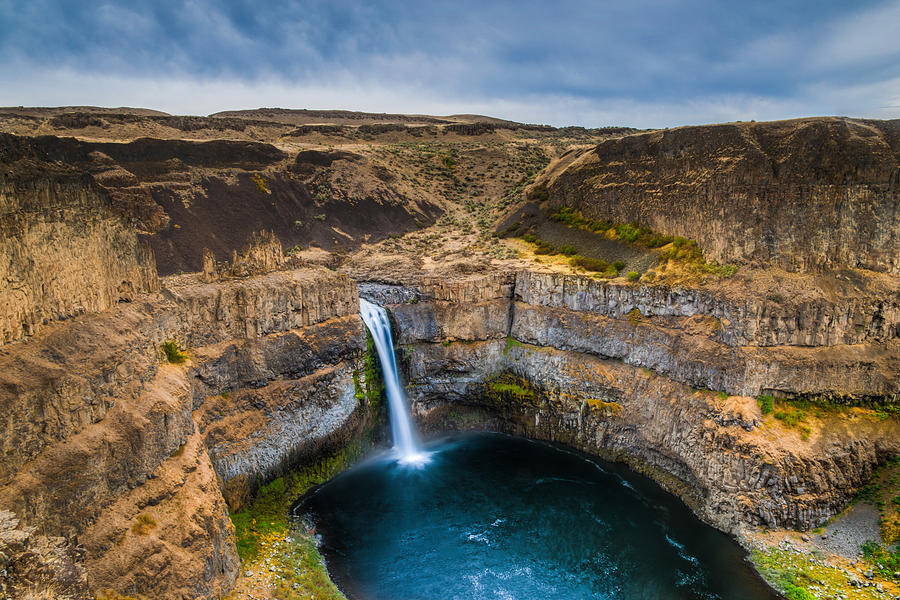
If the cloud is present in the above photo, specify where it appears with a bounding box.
[0,0,897,127]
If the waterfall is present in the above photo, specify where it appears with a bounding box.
[359,298,428,465]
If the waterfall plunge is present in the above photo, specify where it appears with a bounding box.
[359,298,429,465]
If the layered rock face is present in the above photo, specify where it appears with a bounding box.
[542,117,900,273]
[0,131,444,276]
[385,269,900,534]
[0,166,159,345]
[0,264,368,599]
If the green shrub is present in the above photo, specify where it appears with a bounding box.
[251,173,270,194]
[529,186,549,202]
[559,244,578,256]
[862,540,900,577]
[627,271,640,282]
[615,223,643,243]
[161,340,187,364]
[758,394,775,415]
[612,260,625,271]
[315,213,327,221]
[533,240,557,255]
[570,255,609,272]
[646,234,674,248]
[522,233,538,243]
[551,206,584,226]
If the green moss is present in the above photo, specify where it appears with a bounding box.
[230,435,373,563]
[503,336,522,355]
[490,382,531,397]
[229,449,363,600]
[271,534,346,600]
[161,340,187,364]
[486,373,539,404]
[752,546,888,600]
[584,398,622,415]
[352,369,365,402]
[364,331,385,408]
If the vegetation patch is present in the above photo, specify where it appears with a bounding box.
[131,514,156,536]
[756,394,813,437]
[569,255,618,278]
[230,437,377,560]
[862,540,900,578]
[251,172,271,194]
[486,373,540,404]
[547,207,737,277]
[773,405,812,438]
[752,546,892,600]
[855,457,900,544]
[364,331,385,408]
[503,336,522,356]
[161,340,187,364]
[269,533,346,600]
[757,394,775,415]
[228,426,384,600]
[627,307,643,325]
[584,398,622,415]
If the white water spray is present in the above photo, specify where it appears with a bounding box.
[359,298,429,465]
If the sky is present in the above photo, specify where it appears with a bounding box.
[1,0,899,128]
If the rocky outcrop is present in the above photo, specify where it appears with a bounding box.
[405,339,900,534]
[78,430,239,600]
[191,315,368,507]
[381,267,900,534]
[0,264,367,598]
[516,270,900,347]
[0,510,89,600]
[163,268,358,348]
[0,168,159,346]
[541,117,900,273]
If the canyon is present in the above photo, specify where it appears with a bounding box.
[0,109,898,599]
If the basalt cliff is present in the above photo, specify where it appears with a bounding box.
[0,110,898,599]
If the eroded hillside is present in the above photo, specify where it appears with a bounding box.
[531,117,900,273]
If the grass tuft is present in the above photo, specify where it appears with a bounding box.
[161,340,187,364]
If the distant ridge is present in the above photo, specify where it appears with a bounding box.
[0,105,170,117]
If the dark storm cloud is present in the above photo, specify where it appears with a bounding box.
[0,0,898,126]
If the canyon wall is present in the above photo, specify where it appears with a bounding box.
[382,269,900,535]
[0,265,369,599]
[542,117,900,273]
[0,159,159,346]
[0,131,445,276]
